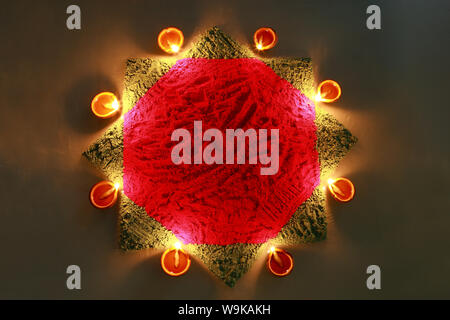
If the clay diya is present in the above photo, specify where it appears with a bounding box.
[254,27,277,51]
[158,27,184,54]
[316,80,342,103]
[161,242,191,276]
[89,181,120,209]
[327,178,355,202]
[267,247,293,277]
[91,92,120,119]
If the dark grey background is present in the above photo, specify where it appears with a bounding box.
[0,0,449,299]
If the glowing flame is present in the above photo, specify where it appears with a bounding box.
[315,92,323,102]
[111,99,120,111]
[174,241,182,250]
[114,182,121,190]
[170,44,180,53]
[269,246,276,253]
[256,42,263,50]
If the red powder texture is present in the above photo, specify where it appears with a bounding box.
[123,58,319,245]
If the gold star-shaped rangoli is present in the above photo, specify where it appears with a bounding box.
[83,27,357,287]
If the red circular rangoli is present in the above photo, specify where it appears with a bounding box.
[123,58,319,245]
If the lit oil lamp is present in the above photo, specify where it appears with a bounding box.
[316,80,342,103]
[327,178,355,202]
[158,27,184,54]
[161,241,191,276]
[89,181,120,209]
[91,92,120,119]
[254,27,277,51]
[267,246,293,277]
